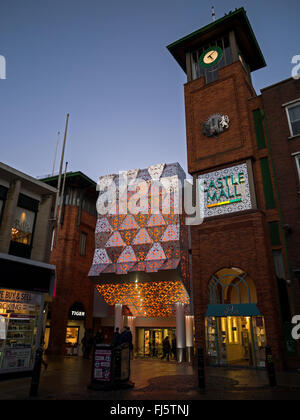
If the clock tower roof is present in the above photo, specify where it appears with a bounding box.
[167,7,266,74]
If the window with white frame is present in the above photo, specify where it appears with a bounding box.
[286,102,300,137]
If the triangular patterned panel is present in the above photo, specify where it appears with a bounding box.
[147,226,166,243]
[132,262,146,271]
[117,246,137,263]
[127,169,139,185]
[132,228,153,245]
[162,213,179,225]
[103,263,116,273]
[95,231,112,248]
[161,241,181,259]
[106,247,125,263]
[134,213,150,228]
[95,217,112,233]
[92,248,112,265]
[119,214,139,230]
[159,258,180,270]
[132,244,152,261]
[107,214,127,231]
[161,224,180,242]
[148,163,165,180]
[105,231,126,247]
[116,262,136,274]
[145,260,165,272]
[88,263,108,277]
[119,229,139,246]
[145,242,166,261]
[147,214,166,227]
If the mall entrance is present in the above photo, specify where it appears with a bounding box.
[136,327,176,359]
[205,268,267,368]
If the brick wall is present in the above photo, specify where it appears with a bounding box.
[47,205,96,354]
[262,78,300,315]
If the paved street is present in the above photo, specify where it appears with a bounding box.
[0,356,300,400]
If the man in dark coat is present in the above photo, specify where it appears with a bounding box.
[161,336,171,361]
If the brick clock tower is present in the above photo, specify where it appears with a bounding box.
[168,8,298,369]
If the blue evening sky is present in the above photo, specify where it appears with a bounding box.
[0,0,299,181]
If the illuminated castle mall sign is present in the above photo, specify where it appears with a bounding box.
[198,162,256,218]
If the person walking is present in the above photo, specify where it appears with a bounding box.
[171,336,177,361]
[112,327,121,346]
[161,336,171,361]
[82,329,93,359]
[94,328,104,345]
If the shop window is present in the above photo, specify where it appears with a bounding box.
[9,194,39,259]
[79,232,87,256]
[286,102,300,137]
[11,207,36,245]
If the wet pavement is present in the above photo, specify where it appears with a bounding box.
[0,356,300,400]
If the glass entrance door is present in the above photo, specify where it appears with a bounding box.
[136,328,175,358]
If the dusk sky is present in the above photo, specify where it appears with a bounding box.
[1,0,299,181]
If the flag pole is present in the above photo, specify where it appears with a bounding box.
[55,161,68,248]
[53,113,69,222]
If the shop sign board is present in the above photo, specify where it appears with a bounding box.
[205,304,261,317]
[198,162,256,218]
[0,289,42,306]
[93,348,112,382]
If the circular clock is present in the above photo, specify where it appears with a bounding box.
[199,46,223,68]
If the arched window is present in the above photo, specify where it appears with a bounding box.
[208,268,257,305]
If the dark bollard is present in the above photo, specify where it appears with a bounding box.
[29,347,43,397]
[265,345,277,387]
[197,348,205,390]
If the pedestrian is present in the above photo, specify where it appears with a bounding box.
[82,329,93,359]
[161,336,171,361]
[112,327,121,346]
[171,336,177,360]
[126,327,133,350]
[119,327,128,345]
[94,328,104,345]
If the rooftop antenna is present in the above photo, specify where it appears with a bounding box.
[52,131,60,176]
[212,6,216,21]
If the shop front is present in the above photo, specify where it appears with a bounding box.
[0,253,55,377]
[136,327,176,358]
[205,268,267,368]
[0,288,45,374]
[65,302,86,356]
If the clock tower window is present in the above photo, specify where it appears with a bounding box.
[190,35,232,83]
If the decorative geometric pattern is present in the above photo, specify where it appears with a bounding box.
[96,280,189,317]
[89,163,191,317]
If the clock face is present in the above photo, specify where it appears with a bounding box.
[203,50,219,64]
[199,46,223,68]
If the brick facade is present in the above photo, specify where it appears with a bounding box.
[43,173,97,355]
[168,8,298,369]
[261,79,300,315]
